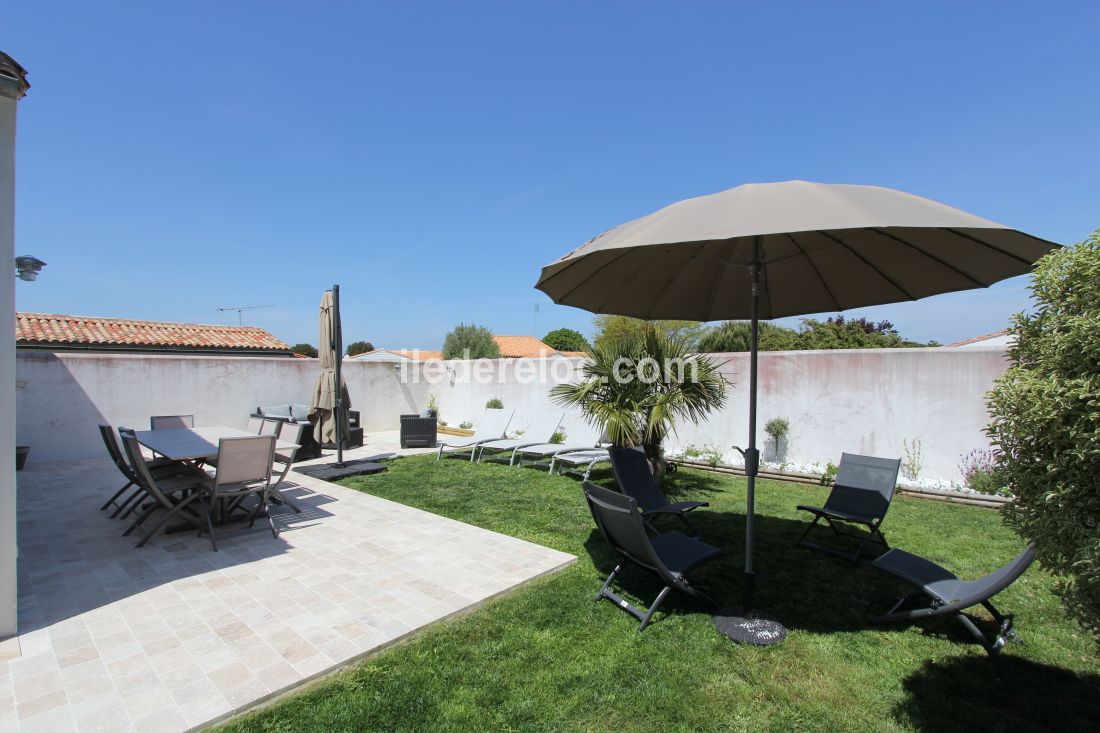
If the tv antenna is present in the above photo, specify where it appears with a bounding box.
[217,304,273,325]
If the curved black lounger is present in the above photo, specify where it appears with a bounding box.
[871,544,1036,655]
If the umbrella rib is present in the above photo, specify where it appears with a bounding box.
[644,244,707,320]
[594,247,667,313]
[760,237,774,319]
[786,233,842,311]
[817,230,917,301]
[871,228,986,287]
[704,240,745,321]
[943,228,1039,267]
[554,248,640,306]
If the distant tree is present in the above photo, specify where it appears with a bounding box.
[697,321,799,352]
[442,323,501,360]
[345,340,375,357]
[542,327,590,353]
[592,315,704,351]
[696,316,933,352]
[794,316,930,349]
[290,343,318,358]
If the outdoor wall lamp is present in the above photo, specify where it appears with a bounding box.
[14,255,46,281]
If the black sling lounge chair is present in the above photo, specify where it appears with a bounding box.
[583,481,720,632]
[608,446,709,536]
[796,452,901,563]
[871,544,1035,655]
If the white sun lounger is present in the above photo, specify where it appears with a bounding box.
[475,412,564,463]
[436,408,514,462]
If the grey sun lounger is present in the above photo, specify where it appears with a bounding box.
[796,452,901,563]
[583,481,720,632]
[609,446,708,536]
[511,423,605,468]
[475,412,563,463]
[551,448,611,481]
[872,544,1035,655]
[436,408,514,461]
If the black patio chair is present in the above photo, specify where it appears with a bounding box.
[583,481,720,632]
[871,544,1035,655]
[608,446,709,537]
[796,452,901,563]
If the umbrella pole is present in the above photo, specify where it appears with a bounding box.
[712,236,786,646]
[333,283,345,468]
[744,255,760,616]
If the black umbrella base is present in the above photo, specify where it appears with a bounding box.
[713,608,787,646]
[294,459,387,482]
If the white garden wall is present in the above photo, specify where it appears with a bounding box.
[15,347,1009,482]
[14,351,432,464]
[427,348,1009,482]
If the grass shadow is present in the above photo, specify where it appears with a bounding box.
[579,508,912,636]
[893,655,1100,732]
[659,466,729,499]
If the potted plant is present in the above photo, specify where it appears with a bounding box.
[426,393,438,418]
[764,417,790,463]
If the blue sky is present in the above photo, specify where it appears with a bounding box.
[6,1,1098,349]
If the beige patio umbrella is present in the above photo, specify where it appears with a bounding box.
[310,288,350,460]
[536,180,1059,644]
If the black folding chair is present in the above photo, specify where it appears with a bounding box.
[872,544,1035,655]
[583,481,720,632]
[796,452,901,563]
[608,446,709,537]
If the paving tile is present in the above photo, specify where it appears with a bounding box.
[17,705,78,733]
[15,688,69,719]
[129,707,188,733]
[69,692,133,733]
[10,443,574,731]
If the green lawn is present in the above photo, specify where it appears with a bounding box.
[221,455,1100,732]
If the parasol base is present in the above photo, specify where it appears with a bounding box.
[294,459,387,482]
[712,608,787,646]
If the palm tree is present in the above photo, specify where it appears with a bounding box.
[551,325,728,479]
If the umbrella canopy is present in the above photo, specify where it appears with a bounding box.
[536,180,1059,644]
[310,290,350,446]
[537,180,1057,320]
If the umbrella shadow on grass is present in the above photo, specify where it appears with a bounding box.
[579,509,977,639]
[893,655,1100,732]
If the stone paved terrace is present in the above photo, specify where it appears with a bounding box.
[1,432,575,732]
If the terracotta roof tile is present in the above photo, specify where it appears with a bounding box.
[364,337,563,360]
[492,335,557,358]
[16,312,290,352]
[392,349,444,361]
